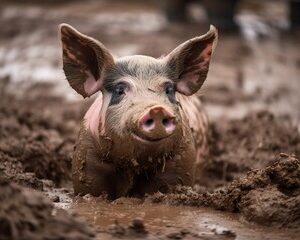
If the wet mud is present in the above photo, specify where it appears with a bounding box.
[0,81,86,190]
[70,196,299,240]
[148,154,300,228]
[0,0,300,239]
[0,179,94,240]
[200,111,300,189]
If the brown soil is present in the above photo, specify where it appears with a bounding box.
[199,111,300,189]
[0,81,89,190]
[0,0,300,238]
[0,179,95,240]
[148,154,300,228]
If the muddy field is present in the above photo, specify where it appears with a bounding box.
[0,0,300,239]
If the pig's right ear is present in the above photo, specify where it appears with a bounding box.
[164,25,218,96]
[59,24,114,98]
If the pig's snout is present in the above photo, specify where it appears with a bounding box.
[137,106,176,141]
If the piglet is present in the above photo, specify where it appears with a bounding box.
[59,24,218,198]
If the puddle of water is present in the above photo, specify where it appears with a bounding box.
[67,197,300,240]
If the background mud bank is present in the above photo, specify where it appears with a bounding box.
[0,0,300,239]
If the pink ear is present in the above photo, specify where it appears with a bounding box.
[84,71,103,96]
[59,24,114,98]
[166,25,218,96]
[84,93,104,137]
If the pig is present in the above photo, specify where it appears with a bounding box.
[59,24,218,199]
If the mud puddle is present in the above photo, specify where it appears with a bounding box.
[68,197,299,240]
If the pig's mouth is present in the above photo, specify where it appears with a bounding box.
[131,132,173,144]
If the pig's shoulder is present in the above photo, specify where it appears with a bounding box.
[177,94,209,164]
[177,94,208,131]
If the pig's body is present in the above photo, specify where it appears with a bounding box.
[59,24,217,198]
[72,91,209,198]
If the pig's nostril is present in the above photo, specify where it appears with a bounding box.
[162,118,172,127]
[145,118,154,127]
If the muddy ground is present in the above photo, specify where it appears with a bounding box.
[0,0,300,239]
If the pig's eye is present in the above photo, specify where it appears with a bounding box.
[165,85,174,95]
[165,82,176,103]
[109,82,128,105]
[114,84,126,96]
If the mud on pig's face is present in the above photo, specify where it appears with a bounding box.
[59,24,217,151]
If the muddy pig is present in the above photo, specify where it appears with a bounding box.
[59,24,218,198]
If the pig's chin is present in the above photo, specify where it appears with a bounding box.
[131,132,173,144]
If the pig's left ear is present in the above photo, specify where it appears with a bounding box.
[59,23,114,98]
[165,25,218,96]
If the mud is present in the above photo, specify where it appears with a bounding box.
[0,179,95,240]
[70,196,300,240]
[0,81,89,190]
[200,111,300,189]
[0,0,300,239]
[1,81,299,238]
[148,154,300,228]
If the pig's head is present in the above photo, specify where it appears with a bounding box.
[59,24,217,164]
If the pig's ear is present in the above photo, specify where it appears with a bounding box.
[165,25,218,96]
[59,23,114,98]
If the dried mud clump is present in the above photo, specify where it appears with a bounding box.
[0,179,95,240]
[0,82,87,189]
[149,154,300,228]
[209,154,300,227]
[199,111,300,189]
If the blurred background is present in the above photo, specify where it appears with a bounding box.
[0,0,299,126]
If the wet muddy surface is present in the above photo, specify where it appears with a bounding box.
[0,0,300,239]
[69,194,300,240]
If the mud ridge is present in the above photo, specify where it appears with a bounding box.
[148,154,300,228]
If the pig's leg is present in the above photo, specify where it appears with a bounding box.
[72,127,133,198]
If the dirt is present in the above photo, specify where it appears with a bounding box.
[0,0,300,239]
[0,80,90,190]
[148,154,300,228]
[199,111,300,189]
[0,179,95,240]
[70,195,300,240]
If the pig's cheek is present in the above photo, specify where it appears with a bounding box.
[174,115,183,132]
[124,112,140,133]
